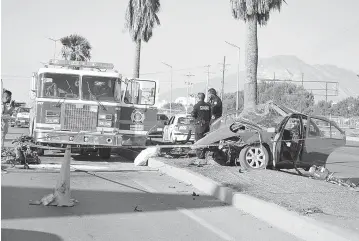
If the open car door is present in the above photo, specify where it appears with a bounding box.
[301,116,346,167]
[272,114,305,168]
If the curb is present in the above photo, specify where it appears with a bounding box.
[148,158,359,241]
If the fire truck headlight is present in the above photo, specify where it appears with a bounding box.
[84,136,89,142]
[69,136,74,141]
[45,117,60,124]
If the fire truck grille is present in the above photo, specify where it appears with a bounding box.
[62,104,97,131]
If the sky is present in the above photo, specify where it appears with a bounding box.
[1,0,359,102]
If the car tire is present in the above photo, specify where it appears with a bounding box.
[170,133,176,144]
[99,148,111,159]
[239,144,269,170]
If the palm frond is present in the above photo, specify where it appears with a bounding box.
[125,0,161,43]
[60,34,92,61]
[230,0,285,25]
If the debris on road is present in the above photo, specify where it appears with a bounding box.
[1,135,40,169]
[192,192,199,197]
[308,165,357,188]
[134,146,160,166]
[134,206,143,212]
[301,206,324,215]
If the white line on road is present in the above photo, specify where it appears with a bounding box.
[177,208,234,241]
[133,180,235,241]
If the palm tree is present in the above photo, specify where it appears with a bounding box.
[60,34,92,61]
[231,0,286,109]
[125,0,161,78]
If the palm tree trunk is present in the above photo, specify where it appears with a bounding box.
[133,39,142,78]
[243,14,258,110]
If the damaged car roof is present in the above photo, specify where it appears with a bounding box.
[211,101,294,132]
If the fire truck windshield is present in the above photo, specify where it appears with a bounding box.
[39,73,80,99]
[122,80,156,105]
[82,76,120,102]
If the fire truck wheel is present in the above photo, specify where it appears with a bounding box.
[99,148,111,159]
[37,148,44,156]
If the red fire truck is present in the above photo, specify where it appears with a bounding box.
[30,59,158,158]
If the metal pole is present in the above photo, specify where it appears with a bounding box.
[205,65,210,102]
[161,62,173,116]
[300,73,304,112]
[221,56,226,100]
[48,38,60,59]
[325,82,328,117]
[236,49,240,111]
[170,67,173,116]
[185,73,194,115]
[225,41,240,110]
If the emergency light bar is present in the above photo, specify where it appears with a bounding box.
[48,59,114,69]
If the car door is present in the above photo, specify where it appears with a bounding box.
[163,116,174,141]
[273,114,305,167]
[168,116,177,139]
[301,116,346,167]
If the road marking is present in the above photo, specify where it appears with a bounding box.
[133,180,234,241]
[177,208,234,241]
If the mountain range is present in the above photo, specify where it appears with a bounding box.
[159,55,359,103]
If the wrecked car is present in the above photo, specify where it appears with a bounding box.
[193,102,346,170]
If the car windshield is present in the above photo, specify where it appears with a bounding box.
[18,108,30,113]
[82,76,120,101]
[39,73,80,99]
[178,117,194,125]
[236,103,288,128]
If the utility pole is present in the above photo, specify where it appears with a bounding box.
[204,65,215,102]
[219,56,230,100]
[185,72,194,114]
[325,82,328,117]
[225,41,240,111]
[162,62,173,116]
[300,72,304,112]
[221,56,226,100]
[48,37,61,59]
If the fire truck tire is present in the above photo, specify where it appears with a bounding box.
[99,148,111,159]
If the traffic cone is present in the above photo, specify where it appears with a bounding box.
[30,145,78,207]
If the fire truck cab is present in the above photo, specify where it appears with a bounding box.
[30,59,158,158]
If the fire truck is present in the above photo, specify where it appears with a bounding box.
[30,59,158,158]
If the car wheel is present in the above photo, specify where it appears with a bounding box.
[99,148,111,159]
[239,144,269,170]
[170,133,176,144]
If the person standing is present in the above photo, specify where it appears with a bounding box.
[2,90,15,149]
[191,93,211,141]
[191,93,211,159]
[207,88,223,124]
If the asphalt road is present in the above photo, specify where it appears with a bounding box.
[2,127,359,240]
[4,127,359,180]
[2,131,300,241]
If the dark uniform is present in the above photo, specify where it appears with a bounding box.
[191,100,211,141]
[208,95,223,124]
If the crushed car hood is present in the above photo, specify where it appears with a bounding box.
[195,101,292,147]
[195,120,262,146]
